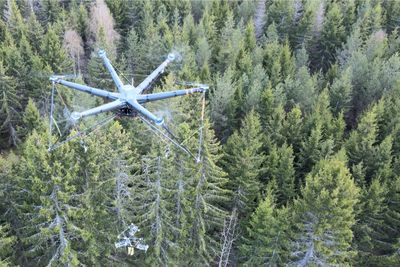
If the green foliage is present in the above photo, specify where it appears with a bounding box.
[240,191,290,266]
[290,151,359,266]
[0,224,15,266]
[40,24,71,73]
[0,1,400,266]
[222,110,264,216]
[265,143,296,204]
[310,2,346,71]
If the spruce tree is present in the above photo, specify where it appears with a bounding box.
[382,176,400,264]
[184,119,230,265]
[0,60,19,148]
[0,224,15,266]
[353,178,389,265]
[222,110,265,216]
[264,143,296,204]
[17,98,45,141]
[14,130,85,266]
[346,103,393,183]
[289,151,359,266]
[240,190,290,266]
[210,67,237,139]
[330,67,352,116]
[313,2,346,71]
[40,24,71,73]
[4,0,27,43]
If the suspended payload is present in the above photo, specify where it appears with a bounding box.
[115,223,149,255]
[48,49,207,161]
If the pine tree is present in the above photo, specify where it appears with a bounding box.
[358,1,383,41]
[299,122,334,179]
[290,0,317,48]
[105,0,128,34]
[280,40,295,80]
[74,122,139,265]
[74,3,89,43]
[381,176,400,264]
[289,151,359,266]
[282,106,303,154]
[0,153,18,266]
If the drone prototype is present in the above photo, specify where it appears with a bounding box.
[49,50,208,158]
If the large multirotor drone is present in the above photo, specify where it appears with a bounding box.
[49,50,208,158]
[50,50,207,126]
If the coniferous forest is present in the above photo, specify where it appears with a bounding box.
[1,0,400,266]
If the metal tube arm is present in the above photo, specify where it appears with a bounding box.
[70,100,125,122]
[137,87,207,104]
[127,99,164,125]
[98,50,125,93]
[136,53,176,93]
[51,78,120,100]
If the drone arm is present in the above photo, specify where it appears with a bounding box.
[127,100,164,125]
[75,100,125,120]
[137,87,207,104]
[137,53,176,93]
[98,50,125,92]
[52,78,119,100]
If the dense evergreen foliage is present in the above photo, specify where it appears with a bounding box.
[1,0,400,265]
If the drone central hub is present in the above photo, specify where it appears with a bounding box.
[121,84,139,98]
[119,106,136,117]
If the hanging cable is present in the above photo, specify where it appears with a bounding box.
[48,81,56,151]
[138,115,198,161]
[48,114,116,152]
[196,91,206,162]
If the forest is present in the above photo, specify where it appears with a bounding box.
[1,0,400,266]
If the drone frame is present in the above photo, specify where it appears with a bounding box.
[50,50,208,126]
